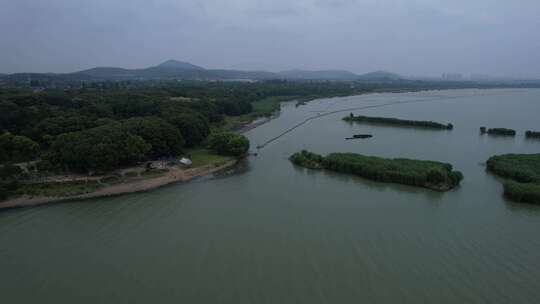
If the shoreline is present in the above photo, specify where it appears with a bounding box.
[0,88,524,210]
[0,159,239,210]
[0,104,266,211]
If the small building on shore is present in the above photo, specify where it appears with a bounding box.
[179,158,192,167]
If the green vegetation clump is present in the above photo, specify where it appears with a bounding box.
[289,150,325,169]
[487,154,540,183]
[0,132,39,163]
[17,180,101,197]
[48,123,151,172]
[100,174,123,184]
[503,182,540,204]
[251,96,287,116]
[121,116,185,157]
[525,130,540,139]
[0,164,23,201]
[290,150,463,191]
[208,132,250,157]
[481,128,516,136]
[165,113,210,147]
[343,114,453,130]
[487,154,540,204]
[187,148,231,167]
[46,117,188,173]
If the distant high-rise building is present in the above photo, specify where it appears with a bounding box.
[470,74,493,81]
[442,73,463,81]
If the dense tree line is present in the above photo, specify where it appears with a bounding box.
[121,117,184,157]
[343,113,453,130]
[0,132,39,163]
[0,87,222,171]
[48,123,151,172]
[0,81,381,171]
[164,112,210,147]
[290,150,463,191]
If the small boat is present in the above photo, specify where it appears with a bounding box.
[345,134,373,140]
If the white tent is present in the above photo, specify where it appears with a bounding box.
[179,157,192,166]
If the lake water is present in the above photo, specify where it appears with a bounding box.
[1,89,540,303]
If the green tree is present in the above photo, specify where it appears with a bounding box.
[166,113,210,147]
[48,124,151,172]
[122,117,185,157]
[0,132,40,163]
[208,132,250,157]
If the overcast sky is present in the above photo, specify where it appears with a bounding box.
[1,0,539,77]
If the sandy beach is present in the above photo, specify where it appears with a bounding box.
[0,159,238,210]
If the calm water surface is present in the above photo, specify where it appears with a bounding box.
[1,89,540,303]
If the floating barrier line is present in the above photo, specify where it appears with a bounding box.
[256,92,501,150]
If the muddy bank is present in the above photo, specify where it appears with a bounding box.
[0,160,238,210]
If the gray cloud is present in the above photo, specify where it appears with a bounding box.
[1,0,539,77]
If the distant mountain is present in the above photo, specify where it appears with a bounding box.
[75,67,137,79]
[0,72,95,82]
[72,60,206,80]
[67,60,280,81]
[206,69,279,80]
[0,60,406,82]
[358,70,403,81]
[279,69,404,81]
[279,69,359,80]
[156,60,205,70]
